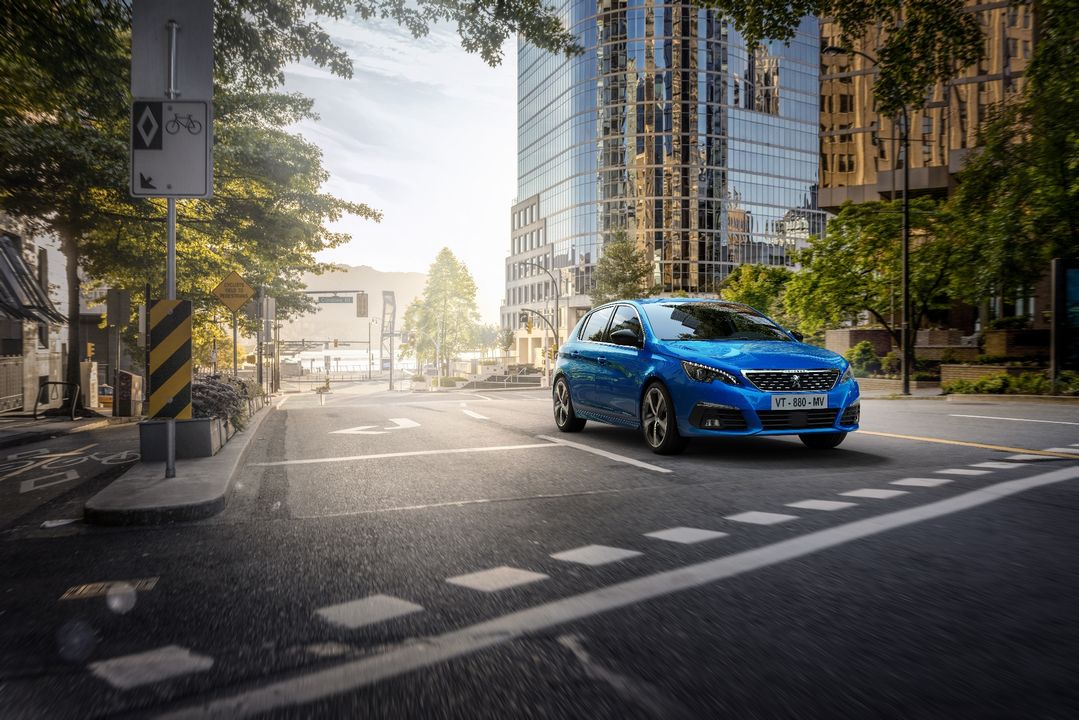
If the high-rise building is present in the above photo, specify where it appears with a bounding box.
[819,2,1036,209]
[502,2,825,338]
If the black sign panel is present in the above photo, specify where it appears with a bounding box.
[131,101,163,150]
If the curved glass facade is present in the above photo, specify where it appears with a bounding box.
[516,1,825,300]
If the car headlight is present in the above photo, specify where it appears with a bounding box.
[840,365,854,384]
[682,360,739,385]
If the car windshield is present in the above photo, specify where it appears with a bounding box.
[643,303,792,341]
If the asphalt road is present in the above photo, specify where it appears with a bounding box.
[1,384,1077,719]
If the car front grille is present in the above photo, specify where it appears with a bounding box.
[743,369,840,392]
[756,409,839,430]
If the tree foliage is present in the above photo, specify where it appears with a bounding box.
[783,199,958,347]
[590,234,659,306]
[720,264,793,320]
[948,0,1079,303]
[401,248,479,373]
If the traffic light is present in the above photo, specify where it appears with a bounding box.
[86,342,95,359]
[333,339,339,348]
[356,292,368,318]
[400,331,411,345]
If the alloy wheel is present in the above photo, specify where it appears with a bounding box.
[643,386,668,447]
[554,380,570,426]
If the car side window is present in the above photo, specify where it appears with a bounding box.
[608,305,642,341]
[580,306,615,343]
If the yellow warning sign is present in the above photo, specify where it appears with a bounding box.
[211,271,255,313]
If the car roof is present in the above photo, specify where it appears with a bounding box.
[598,297,749,309]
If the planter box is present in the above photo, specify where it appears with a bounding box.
[855,378,941,393]
[139,417,226,461]
[984,329,1050,358]
[825,329,893,357]
[940,364,1046,385]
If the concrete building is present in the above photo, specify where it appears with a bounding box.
[502,1,826,355]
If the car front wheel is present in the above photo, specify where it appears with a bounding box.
[641,382,687,455]
[799,432,847,450]
[553,377,586,432]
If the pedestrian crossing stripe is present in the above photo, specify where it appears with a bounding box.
[149,299,192,419]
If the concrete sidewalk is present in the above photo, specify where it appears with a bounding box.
[83,404,274,525]
[0,414,140,451]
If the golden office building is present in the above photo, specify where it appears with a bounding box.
[819,1,1036,210]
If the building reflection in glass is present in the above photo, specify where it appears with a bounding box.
[512,1,825,318]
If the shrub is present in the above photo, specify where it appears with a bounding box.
[880,352,901,375]
[973,374,1011,394]
[943,371,1054,396]
[410,374,426,382]
[192,375,249,429]
[1056,371,1079,396]
[941,379,975,395]
[988,316,1032,330]
[844,341,881,377]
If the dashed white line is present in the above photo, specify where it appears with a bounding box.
[159,466,1079,720]
[970,461,1027,470]
[840,488,908,499]
[949,414,1079,426]
[550,545,642,566]
[1005,454,1058,461]
[316,595,423,630]
[89,645,213,690]
[644,527,728,544]
[461,409,489,420]
[445,566,548,593]
[1043,447,1079,455]
[936,468,991,476]
[537,435,671,474]
[725,511,798,525]
[891,478,953,488]
[785,500,856,512]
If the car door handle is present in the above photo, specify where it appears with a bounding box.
[567,350,580,358]
[596,356,608,365]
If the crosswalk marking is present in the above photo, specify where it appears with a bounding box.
[891,478,953,487]
[840,488,908,499]
[316,594,423,630]
[936,468,991,476]
[644,527,728,544]
[725,511,798,525]
[785,500,856,512]
[89,645,213,690]
[446,566,548,593]
[550,545,642,566]
[970,461,1027,469]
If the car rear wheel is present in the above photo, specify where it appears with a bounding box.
[553,377,586,432]
[799,432,847,450]
[641,382,687,455]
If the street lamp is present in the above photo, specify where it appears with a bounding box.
[823,45,911,395]
[518,259,560,348]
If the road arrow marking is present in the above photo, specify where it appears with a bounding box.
[330,418,419,435]
[385,418,420,430]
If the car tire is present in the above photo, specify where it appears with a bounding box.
[799,432,847,450]
[553,376,586,432]
[640,382,688,455]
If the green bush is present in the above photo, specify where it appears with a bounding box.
[880,352,901,375]
[844,341,881,377]
[988,316,1032,330]
[410,374,426,382]
[943,371,1055,396]
[434,376,466,387]
[941,379,975,395]
[1056,371,1079,396]
[192,375,249,429]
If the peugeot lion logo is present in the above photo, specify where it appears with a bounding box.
[790,374,801,389]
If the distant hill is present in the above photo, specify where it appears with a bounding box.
[279,265,427,343]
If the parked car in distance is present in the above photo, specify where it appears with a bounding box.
[552,298,860,454]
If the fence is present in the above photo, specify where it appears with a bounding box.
[0,356,22,412]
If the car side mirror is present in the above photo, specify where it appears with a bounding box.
[789,329,804,342]
[610,328,641,347]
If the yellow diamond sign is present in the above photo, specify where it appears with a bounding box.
[212,271,255,313]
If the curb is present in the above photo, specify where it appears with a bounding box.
[83,406,274,526]
[945,393,1079,405]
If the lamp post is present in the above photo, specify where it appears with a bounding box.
[823,45,911,395]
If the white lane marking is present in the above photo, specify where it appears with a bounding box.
[1043,447,1079,455]
[970,461,1027,470]
[785,500,856,512]
[387,417,420,430]
[1005,454,1058,461]
[89,645,213,690]
[462,409,489,420]
[891,478,953,488]
[276,396,289,410]
[936,468,991,476]
[252,443,560,467]
[949,414,1079,426]
[644,527,728,544]
[330,425,385,435]
[725,511,798,525]
[316,595,423,630]
[41,518,78,528]
[537,435,671,474]
[473,394,496,402]
[160,466,1079,720]
[550,545,642,566]
[841,488,908,499]
[445,566,548,593]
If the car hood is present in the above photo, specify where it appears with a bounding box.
[657,340,846,370]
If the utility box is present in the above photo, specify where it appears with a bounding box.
[115,371,144,417]
[80,361,99,408]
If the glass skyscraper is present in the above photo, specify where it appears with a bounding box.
[503,1,825,334]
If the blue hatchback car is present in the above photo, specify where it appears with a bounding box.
[552,298,860,454]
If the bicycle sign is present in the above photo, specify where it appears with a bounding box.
[0,444,141,494]
[130,99,212,198]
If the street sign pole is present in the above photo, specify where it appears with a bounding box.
[232,311,238,375]
[164,69,178,480]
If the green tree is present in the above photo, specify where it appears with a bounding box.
[720,264,793,318]
[590,234,659,306]
[783,199,958,348]
[948,0,1079,304]
[472,323,502,358]
[401,248,480,375]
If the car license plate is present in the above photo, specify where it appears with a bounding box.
[770,394,827,410]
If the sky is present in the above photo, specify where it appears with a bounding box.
[283,16,518,324]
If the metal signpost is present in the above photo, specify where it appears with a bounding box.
[131,0,213,478]
[211,271,255,375]
[381,291,396,390]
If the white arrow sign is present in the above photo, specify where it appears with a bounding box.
[331,418,420,435]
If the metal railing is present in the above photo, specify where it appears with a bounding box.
[0,355,22,412]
